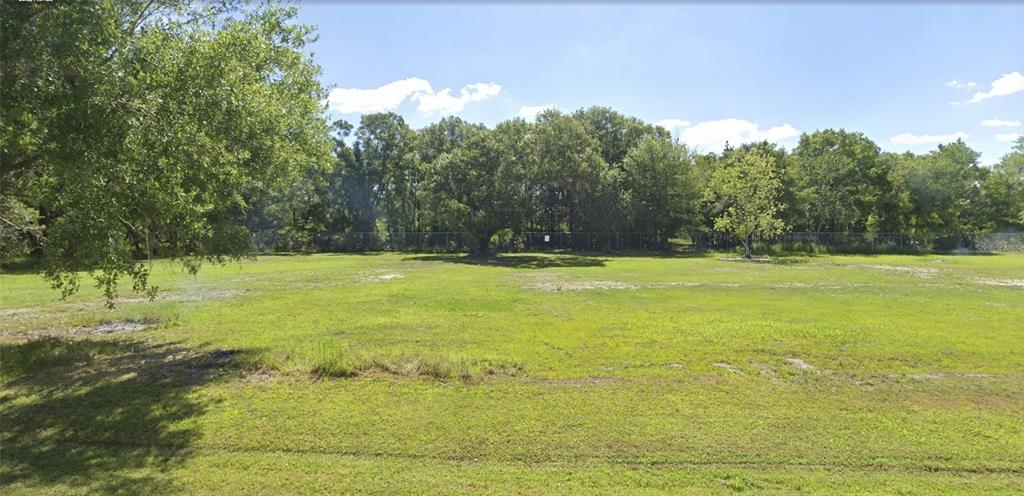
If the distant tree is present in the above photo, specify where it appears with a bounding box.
[572,107,666,168]
[982,136,1024,230]
[421,120,532,253]
[891,140,987,235]
[531,110,612,232]
[1,1,331,301]
[416,116,487,167]
[0,197,41,261]
[704,143,787,258]
[621,137,698,245]
[351,113,419,232]
[789,130,893,234]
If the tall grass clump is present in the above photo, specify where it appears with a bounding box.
[305,342,524,382]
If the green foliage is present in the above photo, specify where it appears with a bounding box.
[1,0,331,301]
[352,112,420,232]
[621,137,698,244]
[789,129,895,233]
[704,143,787,257]
[982,136,1024,230]
[891,140,988,234]
[416,116,487,167]
[571,106,665,168]
[0,196,41,261]
[532,110,616,232]
[421,120,533,253]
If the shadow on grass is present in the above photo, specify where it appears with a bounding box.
[0,338,238,494]
[403,253,608,269]
[0,256,42,274]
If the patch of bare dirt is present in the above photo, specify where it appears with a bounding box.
[5,319,161,340]
[785,357,817,371]
[102,288,245,305]
[855,264,940,278]
[972,278,1024,288]
[524,280,639,292]
[772,282,813,288]
[0,289,245,321]
[363,273,404,283]
[713,362,746,375]
[908,372,995,381]
[87,320,155,335]
[648,282,705,289]
[522,279,757,292]
[0,308,37,318]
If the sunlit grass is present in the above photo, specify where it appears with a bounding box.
[1,252,1022,494]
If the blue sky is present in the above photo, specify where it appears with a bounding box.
[295,2,1024,164]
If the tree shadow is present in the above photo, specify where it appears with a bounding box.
[0,337,239,494]
[588,249,702,259]
[403,253,607,269]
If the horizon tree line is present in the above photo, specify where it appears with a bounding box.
[2,0,1022,300]
[241,108,1024,257]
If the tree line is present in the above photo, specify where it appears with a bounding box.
[2,0,1022,300]
[247,109,1024,258]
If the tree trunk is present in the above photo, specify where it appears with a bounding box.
[476,233,492,255]
[743,234,753,259]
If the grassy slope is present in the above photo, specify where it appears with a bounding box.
[1,253,1022,494]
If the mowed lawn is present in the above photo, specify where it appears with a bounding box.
[1,252,1023,494]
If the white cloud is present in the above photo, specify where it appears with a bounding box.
[517,104,556,121]
[416,82,502,116]
[677,118,799,153]
[326,78,501,115]
[889,131,970,146]
[981,119,1022,128]
[945,80,977,89]
[655,119,691,133]
[995,133,1022,142]
[326,77,432,114]
[966,71,1024,104]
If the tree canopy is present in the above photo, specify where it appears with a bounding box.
[704,144,787,258]
[1,0,331,301]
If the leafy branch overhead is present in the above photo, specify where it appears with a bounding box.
[1,0,332,301]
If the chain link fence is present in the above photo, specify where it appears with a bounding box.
[695,232,1024,253]
[252,230,1024,254]
[253,231,665,253]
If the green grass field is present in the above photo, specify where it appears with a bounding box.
[1,252,1023,494]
